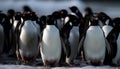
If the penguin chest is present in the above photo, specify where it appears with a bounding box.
[13,20,18,30]
[84,26,106,60]
[56,19,64,30]
[0,24,4,54]
[69,27,79,59]
[19,21,38,57]
[41,25,61,61]
[102,25,113,37]
[33,21,41,35]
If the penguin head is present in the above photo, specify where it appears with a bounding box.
[31,12,38,21]
[84,7,93,16]
[59,9,68,18]
[113,18,120,29]
[23,5,32,13]
[90,14,99,26]
[40,15,46,25]
[7,9,15,18]
[22,11,32,21]
[68,14,79,26]
[98,12,110,23]
[69,6,79,13]
[14,12,21,21]
[70,6,83,19]
[46,15,55,25]
[52,11,60,19]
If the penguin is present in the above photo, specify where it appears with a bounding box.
[40,15,62,67]
[78,15,111,65]
[8,12,22,57]
[65,14,80,65]
[98,12,114,65]
[0,12,4,55]
[16,11,39,64]
[107,18,120,66]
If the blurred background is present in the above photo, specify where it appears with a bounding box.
[0,0,119,18]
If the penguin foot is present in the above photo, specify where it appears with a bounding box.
[43,60,60,67]
[53,62,59,67]
[43,60,51,67]
[66,62,75,67]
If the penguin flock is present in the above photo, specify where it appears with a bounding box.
[0,5,120,67]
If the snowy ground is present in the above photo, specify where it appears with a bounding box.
[0,64,118,69]
[0,56,119,69]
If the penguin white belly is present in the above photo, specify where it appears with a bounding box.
[41,25,61,63]
[33,21,41,36]
[68,26,79,61]
[0,24,4,54]
[13,20,18,30]
[113,33,120,64]
[102,25,113,37]
[56,19,64,30]
[19,20,38,57]
[84,26,106,62]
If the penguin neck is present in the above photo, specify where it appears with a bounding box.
[24,20,32,23]
[72,26,79,30]
[90,23,99,26]
[46,25,55,28]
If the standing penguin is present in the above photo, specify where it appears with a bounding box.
[107,18,120,66]
[16,11,39,64]
[40,15,62,67]
[8,12,22,57]
[0,12,4,55]
[66,14,80,65]
[78,15,111,65]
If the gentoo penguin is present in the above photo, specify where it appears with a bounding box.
[107,18,120,66]
[66,14,80,65]
[16,11,39,64]
[78,15,111,65]
[0,12,4,55]
[8,12,22,57]
[40,15,62,67]
[69,6,84,40]
[2,9,14,54]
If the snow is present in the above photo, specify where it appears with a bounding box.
[0,64,118,69]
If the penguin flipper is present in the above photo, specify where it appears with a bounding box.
[60,37,71,58]
[105,39,111,55]
[78,36,84,54]
[39,31,43,48]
